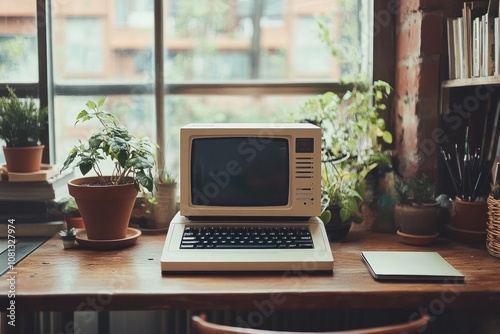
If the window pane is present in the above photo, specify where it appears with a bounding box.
[165,0,366,81]
[64,18,104,74]
[0,0,38,82]
[52,0,154,82]
[163,94,309,177]
[54,95,155,171]
[294,17,332,75]
[51,0,155,163]
[48,0,370,169]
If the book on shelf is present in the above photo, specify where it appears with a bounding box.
[454,17,465,79]
[472,16,481,77]
[0,221,64,237]
[4,164,59,182]
[0,167,74,201]
[1,163,64,182]
[0,200,50,214]
[482,11,495,77]
[447,18,456,80]
[0,212,51,224]
[446,0,500,80]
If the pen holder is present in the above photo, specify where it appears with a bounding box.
[450,199,488,231]
[486,196,500,259]
[446,199,487,244]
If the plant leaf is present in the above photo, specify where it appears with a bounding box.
[320,209,332,224]
[382,131,393,144]
[86,100,97,109]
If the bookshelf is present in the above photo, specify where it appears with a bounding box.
[439,1,500,199]
[442,76,500,88]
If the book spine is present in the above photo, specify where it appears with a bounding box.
[448,18,456,80]
[484,13,495,76]
[473,17,481,77]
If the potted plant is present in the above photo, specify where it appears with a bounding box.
[296,80,393,240]
[59,227,77,249]
[0,86,48,173]
[60,197,85,229]
[61,97,156,241]
[152,170,178,229]
[394,173,439,245]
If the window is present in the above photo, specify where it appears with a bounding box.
[63,18,104,75]
[0,0,372,177]
[0,36,38,82]
[294,17,332,76]
[0,1,38,82]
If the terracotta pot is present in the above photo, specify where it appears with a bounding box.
[394,203,439,236]
[3,145,44,173]
[450,199,487,232]
[153,182,178,229]
[68,176,138,240]
[66,216,85,229]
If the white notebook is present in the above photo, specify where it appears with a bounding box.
[361,251,465,283]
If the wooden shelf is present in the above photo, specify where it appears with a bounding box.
[442,76,500,88]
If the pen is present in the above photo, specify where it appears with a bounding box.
[441,149,460,196]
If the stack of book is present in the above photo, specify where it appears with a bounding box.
[0,164,74,237]
[447,0,500,80]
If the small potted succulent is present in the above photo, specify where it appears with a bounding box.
[153,170,178,229]
[59,227,77,249]
[0,86,48,173]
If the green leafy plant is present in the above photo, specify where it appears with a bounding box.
[60,197,80,216]
[0,86,47,147]
[295,80,393,224]
[156,166,177,185]
[395,174,436,205]
[61,97,156,192]
[59,227,77,241]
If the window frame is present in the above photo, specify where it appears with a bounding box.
[1,0,386,166]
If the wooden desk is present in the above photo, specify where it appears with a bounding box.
[1,231,500,313]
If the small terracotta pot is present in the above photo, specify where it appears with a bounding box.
[394,203,439,236]
[3,145,44,173]
[450,199,487,232]
[68,176,138,240]
[66,216,85,229]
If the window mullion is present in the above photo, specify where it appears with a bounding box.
[37,0,54,164]
[155,0,166,175]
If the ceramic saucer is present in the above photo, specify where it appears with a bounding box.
[76,228,141,250]
[397,230,439,246]
[444,224,486,244]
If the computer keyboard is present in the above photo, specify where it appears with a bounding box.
[180,226,314,249]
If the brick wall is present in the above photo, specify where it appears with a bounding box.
[393,0,458,178]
